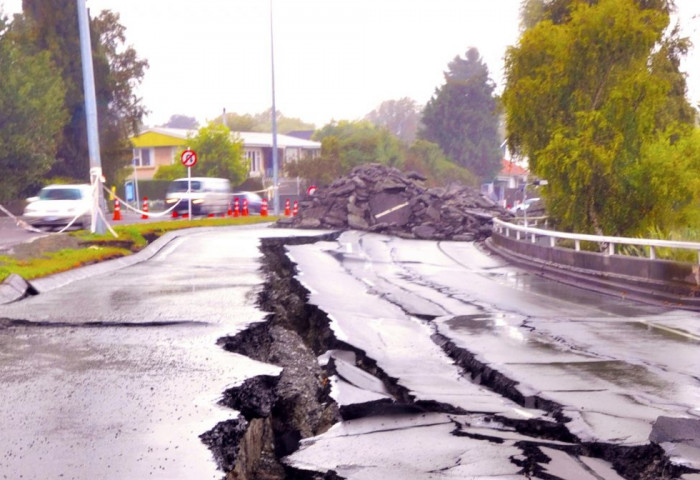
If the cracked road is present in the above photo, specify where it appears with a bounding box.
[1,226,699,479]
[284,231,700,479]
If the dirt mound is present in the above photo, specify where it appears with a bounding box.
[277,163,510,241]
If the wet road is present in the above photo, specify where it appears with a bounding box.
[1,227,699,479]
[285,231,700,478]
[0,225,305,479]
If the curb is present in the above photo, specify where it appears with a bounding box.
[0,224,272,303]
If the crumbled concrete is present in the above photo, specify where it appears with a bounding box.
[277,164,510,240]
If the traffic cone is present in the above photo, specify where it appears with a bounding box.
[141,197,149,219]
[242,199,249,217]
[227,201,233,216]
[284,199,291,216]
[233,197,240,217]
[260,198,268,217]
[292,200,299,217]
[112,199,122,221]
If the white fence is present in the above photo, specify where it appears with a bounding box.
[493,217,700,264]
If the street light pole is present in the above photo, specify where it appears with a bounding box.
[76,0,106,234]
[269,0,280,215]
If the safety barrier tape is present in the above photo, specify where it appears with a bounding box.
[101,185,183,218]
[3,178,283,236]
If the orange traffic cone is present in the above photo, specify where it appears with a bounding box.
[242,199,249,217]
[284,199,291,216]
[292,200,299,217]
[233,197,240,217]
[141,197,149,219]
[260,198,268,217]
[112,199,122,221]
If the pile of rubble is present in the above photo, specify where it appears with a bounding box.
[277,163,511,241]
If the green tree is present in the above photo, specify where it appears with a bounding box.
[170,122,247,185]
[91,10,149,185]
[218,109,315,134]
[287,121,401,186]
[503,0,698,236]
[19,0,148,184]
[403,140,477,187]
[160,114,199,129]
[420,47,502,180]
[365,97,420,144]
[0,15,67,202]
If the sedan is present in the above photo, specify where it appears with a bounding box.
[233,191,263,215]
[23,184,93,230]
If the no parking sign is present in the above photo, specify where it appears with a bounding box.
[181,149,197,167]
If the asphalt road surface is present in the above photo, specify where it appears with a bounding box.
[1,226,699,479]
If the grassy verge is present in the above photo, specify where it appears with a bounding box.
[0,216,278,283]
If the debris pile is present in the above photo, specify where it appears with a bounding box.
[277,163,510,241]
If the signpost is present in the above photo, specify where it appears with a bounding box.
[181,149,197,220]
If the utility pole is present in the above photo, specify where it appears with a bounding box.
[270,0,280,215]
[77,0,106,234]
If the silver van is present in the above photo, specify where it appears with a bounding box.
[165,177,232,216]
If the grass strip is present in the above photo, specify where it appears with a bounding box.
[0,216,278,282]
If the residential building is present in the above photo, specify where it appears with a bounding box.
[130,127,321,181]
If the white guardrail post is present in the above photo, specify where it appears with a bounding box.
[493,217,700,263]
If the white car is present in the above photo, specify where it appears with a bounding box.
[509,197,541,214]
[23,184,93,230]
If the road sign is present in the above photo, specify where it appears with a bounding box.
[307,185,317,195]
[181,149,197,167]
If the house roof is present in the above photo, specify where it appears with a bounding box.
[131,128,321,149]
[500,159,529,176]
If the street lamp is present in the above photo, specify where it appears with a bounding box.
[269,0,280,215]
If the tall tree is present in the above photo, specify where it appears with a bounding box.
[20,0,148,184]
[218,109,314,134]
[503,0,698,236]
[365,97,420,144]
[160,114,199,130]
[420,48,502,180]
[0,15,67,201]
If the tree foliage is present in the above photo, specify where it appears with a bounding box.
[420,48,502,181]
[365,97,420,144]
[403,140,477,187]
[218,109,314,134]
[160,114,199,129]
[19,0,148,185]
[286,121,401,186]
[169,122,247,185]
[0,16,67,202]
[503,0,698,236]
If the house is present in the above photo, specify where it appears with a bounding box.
[129,127,321,181]
[481,158,530,209]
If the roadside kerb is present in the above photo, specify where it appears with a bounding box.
[2,223,275,301]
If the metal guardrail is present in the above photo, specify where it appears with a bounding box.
[493,217,700,264]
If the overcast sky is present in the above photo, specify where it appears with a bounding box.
[1,0,699,128]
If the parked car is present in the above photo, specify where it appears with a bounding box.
[165,177,232,216]
[23,184,93,230]
[233,191,263,214]
[509,197,541,214]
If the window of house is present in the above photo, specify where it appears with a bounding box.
[245,150,261,173]
[133,148,152,167]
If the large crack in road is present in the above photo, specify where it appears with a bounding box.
[203,235,698,480]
